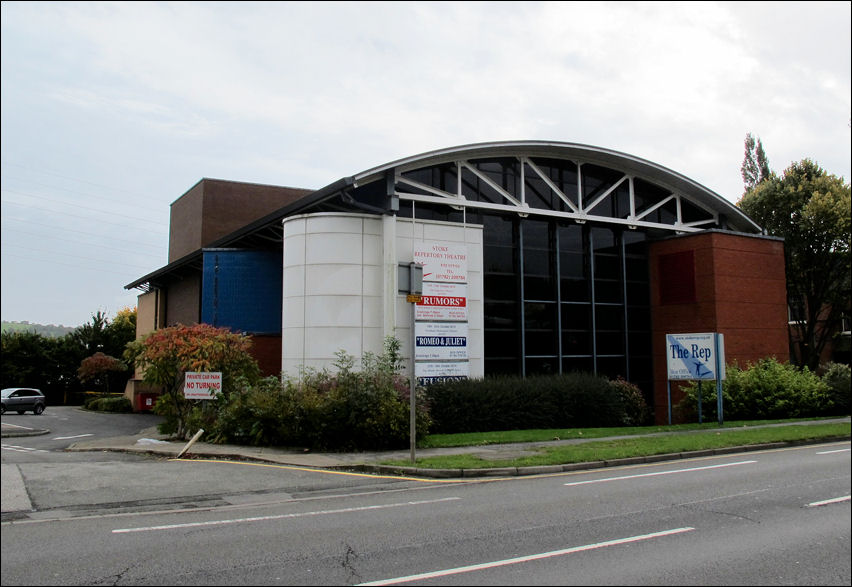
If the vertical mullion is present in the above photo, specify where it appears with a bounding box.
[621,234,630,381]
[588,226,597,374]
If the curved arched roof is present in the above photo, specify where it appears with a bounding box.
[349,140,761,233]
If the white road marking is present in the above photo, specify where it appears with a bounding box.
[564,460,757,486]
[52,434,94,440]
[1,444,48,453]
[357,527,696,586]
[0,423,36,430]
[815,448,850,454]
[113,497,461,534]
[807,496,851,507]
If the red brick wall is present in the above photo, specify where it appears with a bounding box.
[250,335,283,377]
[649,231,788,423]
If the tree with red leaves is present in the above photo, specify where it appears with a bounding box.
[124,324,260,439]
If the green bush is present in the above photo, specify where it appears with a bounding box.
[210,337,431,451]
[85,396,133,413]
[821,362,851,415]
[424,372,650,434]
[678,358,833,421]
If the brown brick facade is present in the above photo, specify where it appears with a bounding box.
[649,231,789,423]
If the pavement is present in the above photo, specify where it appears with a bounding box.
[3,417,849,479]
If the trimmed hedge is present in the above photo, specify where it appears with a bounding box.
[84,396,133,413]
[423,373,651,434]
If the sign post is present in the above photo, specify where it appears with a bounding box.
[406,262,423,464]
[665,333,725,425]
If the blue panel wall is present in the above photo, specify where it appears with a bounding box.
[201,250,282,334]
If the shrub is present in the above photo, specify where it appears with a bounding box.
[424,372,650,433]
[677,358,833,421]
[209,337,431,451]
[821,362,851,416]
[85,396,133,413]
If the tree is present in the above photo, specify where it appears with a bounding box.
[77,352,127,395]
[124,324,260,439]
[741,132,771,193]
[738,159,851,370]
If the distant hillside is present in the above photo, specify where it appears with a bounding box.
[2,321,77,338]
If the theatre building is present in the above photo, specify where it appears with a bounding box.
[125,141,789,423]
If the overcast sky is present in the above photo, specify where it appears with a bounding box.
[2,1,850,328]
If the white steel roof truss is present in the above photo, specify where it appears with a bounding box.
[396,191,701,232]
[520,156,581,214]
[461,160,524,208]
[634,193,676,221]
[581,174,628,215]
[396,175,462,201]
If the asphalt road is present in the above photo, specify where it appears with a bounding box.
[1,407,850,585]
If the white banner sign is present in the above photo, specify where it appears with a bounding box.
[415,322,468,360]
[415,282,467,321]
[413,241,468,283]
[415,360,469,384]
[184,371,222,399]
[666,333,725,381]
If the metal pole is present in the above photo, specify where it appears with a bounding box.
[667,380,672,425]
[697,380,703,424]
[715,333,724,426]
[410,298,416,464]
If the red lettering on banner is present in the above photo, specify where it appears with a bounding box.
[418,296,467,307]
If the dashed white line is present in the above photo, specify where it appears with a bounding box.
[357,527,696,585]
[807,496,851,507]
[564,460,757,486]
[815,448,851,455]
[1,444,48,453]
[52,434,94,440]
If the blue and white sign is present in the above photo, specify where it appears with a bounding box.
[666,333,726,381]
[415,322,468,360]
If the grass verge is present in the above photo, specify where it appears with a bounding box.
[384,420,850,469]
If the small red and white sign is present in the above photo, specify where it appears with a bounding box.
[184,371,222,400]
[415,282,467,321]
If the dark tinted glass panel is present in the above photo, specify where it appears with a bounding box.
[561,278,589,302]
[486,357,519,375]
[626,307,651,331]
[625,258,649,282]
[525,302,557,329]
[582,164,625,203]
[485,329,520,357]
[594,254,620,279]
[596,331,624,355]
[597,356,627,379]
[595,306,624,331]
[563,357,593,374]
[484,301,518,328]
[590,226,617,252]
[593,279,622,303]
[681,199,713,223]
[561,303,591,330]
[525,276,556,300]
[527,357,559,375]
[525,328,557,356]
[562,331,591,355]
[484,244,515,273]
[484,274,517,302]
[633,177,671,213]
[560,252,586,278]
[626,280,650,305]
[557,224,584,252]
[588,179,630,218]
[482,214,515,246]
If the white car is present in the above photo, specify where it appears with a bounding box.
[1,387,46,415]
